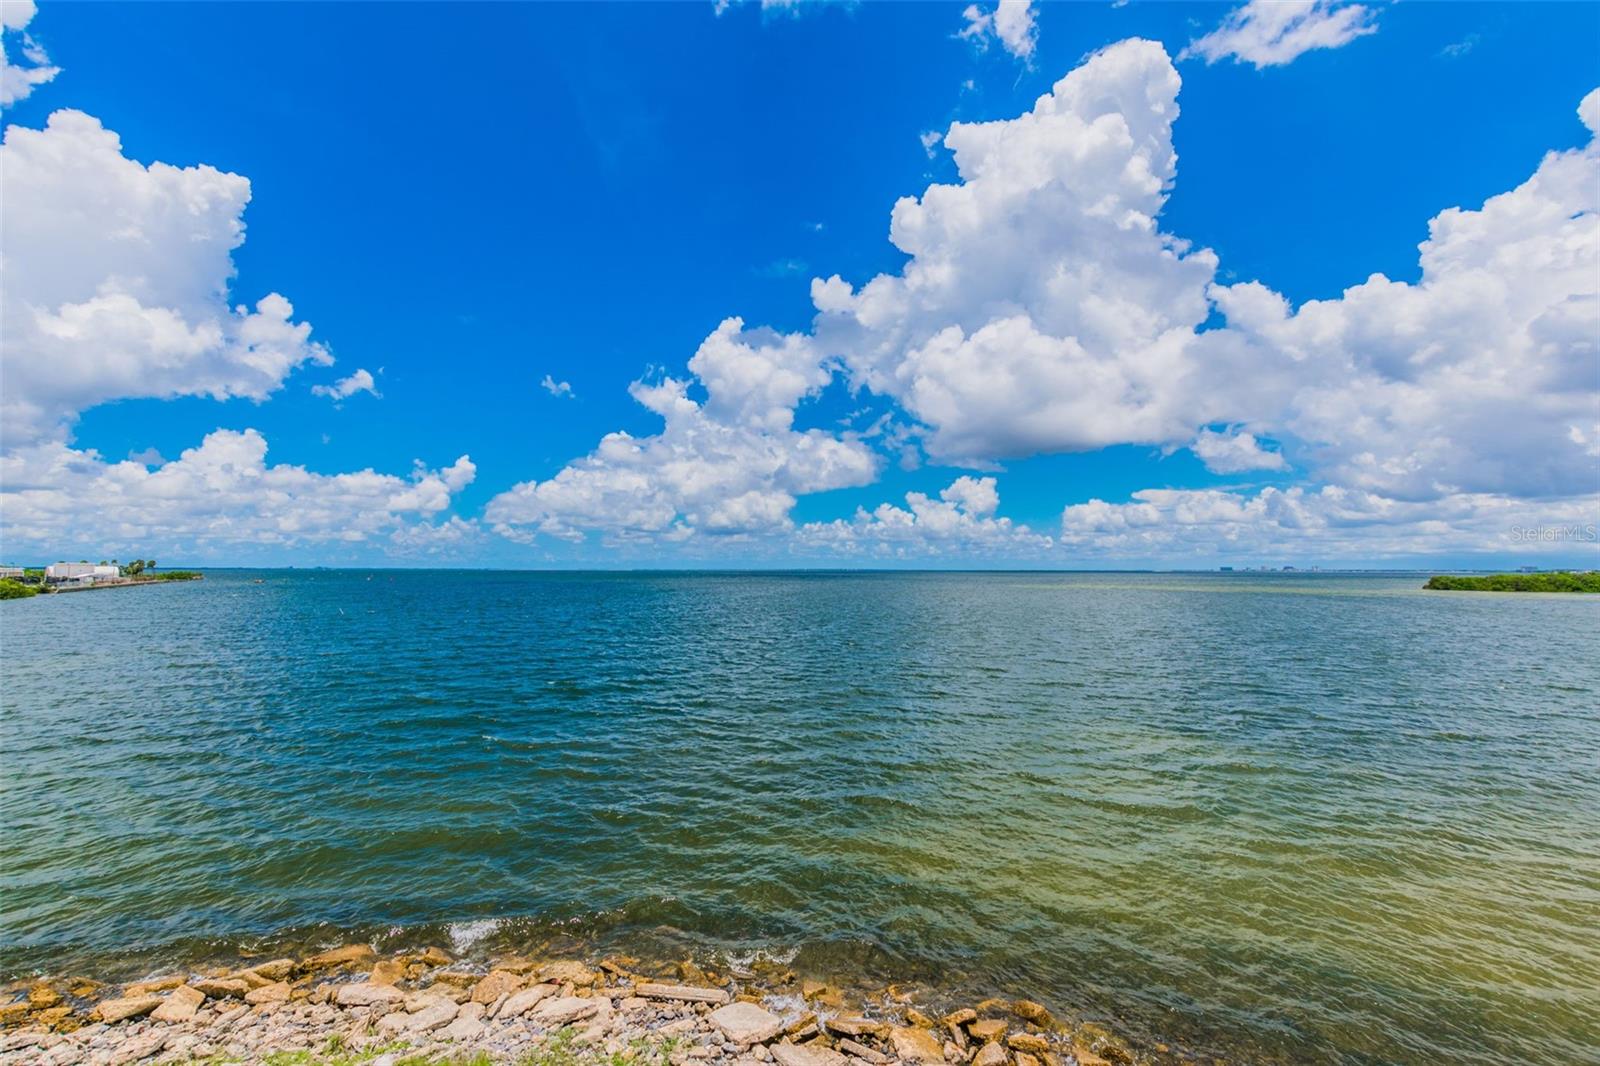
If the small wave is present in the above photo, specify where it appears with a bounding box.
[447,918,502,952]
[723,943,801,969]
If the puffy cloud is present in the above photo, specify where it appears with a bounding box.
[813,39,1226,464]
[1182,0,1378,69]
[0,0,58,106]
[1060,485,1600,561]
[0,431,475,555]
[541,374,574,398]
[1209,89,1600,501]
[808,38,1595,547]
[798,475,1052,557]
[0,110,331,446]
[486,318,877,542]
[490,43,1595,560]
[959,0,1037,62]
[312,368,379,401]
[1191,427,1287,474]
[0,105,479,562]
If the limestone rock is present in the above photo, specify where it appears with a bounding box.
[534,996,600,1025]
[416,947,452,968]
[124,976,184,997]
[827,1016,885,1039]
[234,969,274,990]
[837,1039,890,1064]
[369,959,407,986]
[635,983,729,1005]
[1010,1002,1053,1027]
[471,969,526,1004]
[1015,1053,1042,1066]
[968,1019,1006,1043]
[192,978,248,1000]
[497,983,556,1019]
[1006,1034,1049,1054]
[244,982,290,1005]
[93,996,163,1024]
[538,961,597,987]
[972,1042,1008,1066]
[151,986,205,1023]
[708,1001,784,1044]
[383,997,457,1034]
[431,970,481,988]
[943,1009,977,1030]
[27,985,62,1010]
[334,982,405,1008]
[439,1002,487,1041]
[249,959,295,981]
[890,1026,944,1063]
[489,956,534,976]
[36,1005,75,1031]
[302,945,375,970]
[905,1009,934,1029]
[771,1040,849,1066]
[107,1028,167,1065]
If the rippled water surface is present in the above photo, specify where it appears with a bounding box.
[3,571,1598,1064]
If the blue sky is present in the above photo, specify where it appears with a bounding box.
[2,1,1597,568]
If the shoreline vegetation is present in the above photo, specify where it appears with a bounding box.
[0,946,1141,1066]
[1424,571,1600,592]
[0,571,201,599]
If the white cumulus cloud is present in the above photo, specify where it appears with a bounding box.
[312,368,379,401]
[0,107,474,561]
[0,0,58,107]
[1191,427,1288,474]
[486,318,878,543]
[1209,89,1600,502]
[0,110,333,446]
[0,431,476,557]
[1060,485,1599,562]
[813,39,1226,464]
[959,0,1037,61]
[1183,0,1378,69]
[798,475,1052,557]
[541,374,574,398]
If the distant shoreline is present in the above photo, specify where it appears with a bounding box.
[1424,571,1599,592]
[45,573,203,594]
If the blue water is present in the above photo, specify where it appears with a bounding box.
[2,570,1598,1065]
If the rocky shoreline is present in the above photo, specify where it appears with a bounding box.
[0,945,1149,1066]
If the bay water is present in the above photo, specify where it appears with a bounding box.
[2,571,1596,1064]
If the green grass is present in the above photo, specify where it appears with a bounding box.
[0,579,39,599]
[145,570,203,581]
[1424,571,1600,592]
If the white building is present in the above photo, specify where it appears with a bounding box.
[0,566,23,579]
[45,563,121,583]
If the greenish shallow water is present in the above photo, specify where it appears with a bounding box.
[1,571,1597,1064]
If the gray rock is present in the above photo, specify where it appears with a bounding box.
[771,1041,850,1066]
[708,1002,785,1045]
[497,983,558,1019]
[534,996,600,1026]
[93,996,163,1024]
[334,983,405,1008]
[636,984,730,1005]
